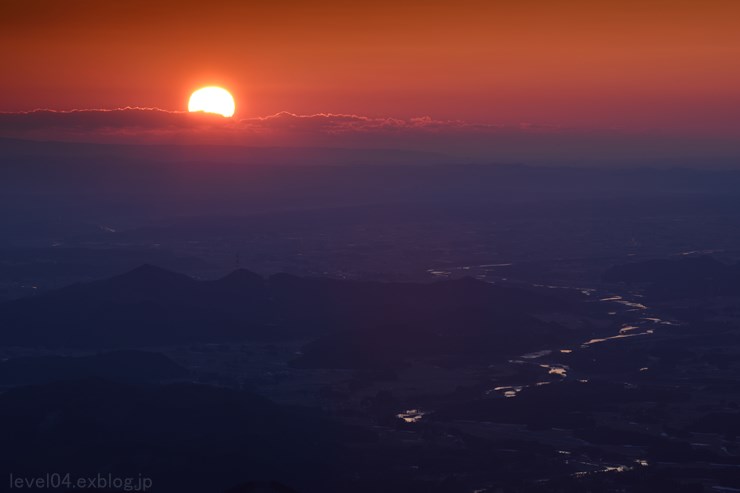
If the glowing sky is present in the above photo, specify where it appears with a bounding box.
[1,0,739,160]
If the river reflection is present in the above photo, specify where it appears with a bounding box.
[396,409,427,423]
[481,280,672,400]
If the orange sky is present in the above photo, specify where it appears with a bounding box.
[2,0,739,135]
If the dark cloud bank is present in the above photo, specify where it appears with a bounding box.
[1,108,739,167]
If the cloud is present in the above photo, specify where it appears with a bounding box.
[241,112,472,133]
[0,107,229,132]
[0,108,505,151]
[1,108,738,165]
[0,108,506,138]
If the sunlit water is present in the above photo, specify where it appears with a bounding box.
[407,262,677,425]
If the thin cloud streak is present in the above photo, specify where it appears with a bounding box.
[0,108,738,166]
[0,108,563,134]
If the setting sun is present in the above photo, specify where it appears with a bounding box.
[187,87,235,117]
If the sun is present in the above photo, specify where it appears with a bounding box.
[188,87,235,117]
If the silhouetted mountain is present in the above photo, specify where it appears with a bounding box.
[0,379,349,493]
[0,351,187,387]
[0,265,577,360]
[214,268,266,292]
[291,308,568,369]
[603,256,740,299]
[0,247,207,287]
[0,265,273,347]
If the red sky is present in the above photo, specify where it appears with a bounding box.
[2,1,738,127]
[1,0,739,161]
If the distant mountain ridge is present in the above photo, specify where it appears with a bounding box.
[0,265,577,364]
[0,379,345,493]
[0,137,455,166]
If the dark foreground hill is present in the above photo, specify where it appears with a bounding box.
[0,265,585,367]
[0,379,355,493]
